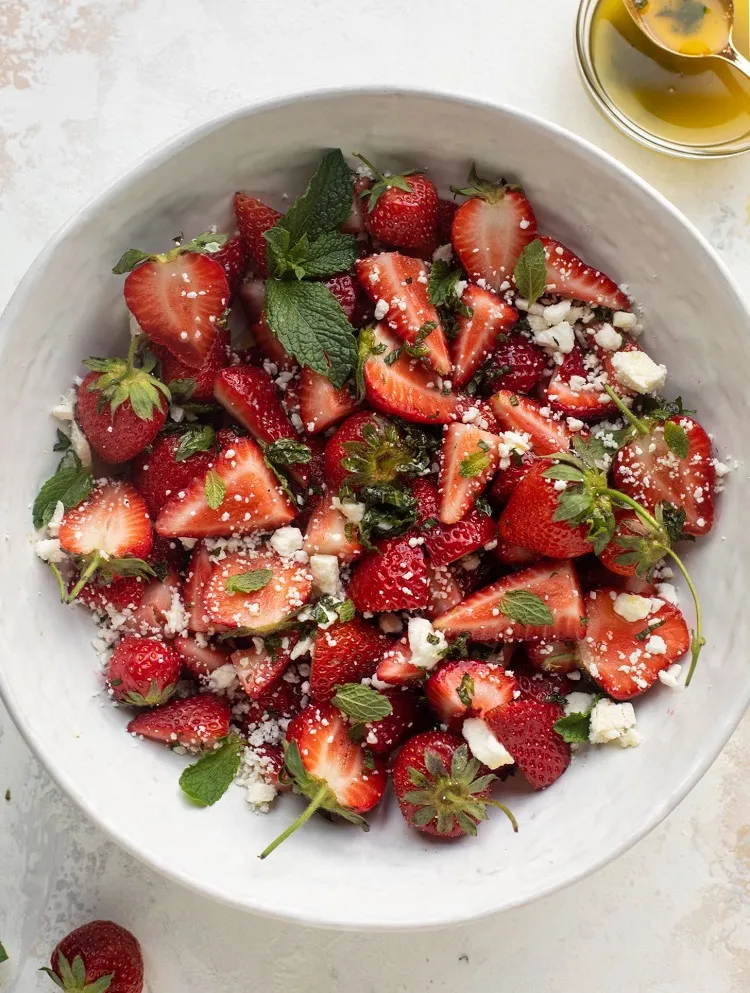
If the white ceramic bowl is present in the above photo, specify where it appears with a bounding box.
[1,89,749,930]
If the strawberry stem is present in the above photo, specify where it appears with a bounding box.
[48,563,66,601]
[602,488,660,531]
[602,385,649,436]
[258,783,328,859]
[126,332,140,372]
[353,153,385,183]
[66,552,101,603]
[487,799,519,833]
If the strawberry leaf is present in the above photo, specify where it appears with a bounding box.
[204,469,226,510]
[498,590,554,627]
[112,248,152,274]
[179,732,244,807]
[174,424,215,462]
[513,238,546,307]
[166,378,197,402]
[332,683,393,722]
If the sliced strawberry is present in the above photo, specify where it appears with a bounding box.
[578,588,690,699]
[131,432,217,518]
[539,236,630,310]
[124,253,228,369]
[451,180,537,292]
[208,234,249,293]
[243,677,303,726]
[59,480,153,560]
[202,549,312,632]
[249,317,297,371]
[487,335,547,394]
[434,559,586,642]
[485,699,570,790]
[498,463,593,559]
[363,323,459,424]
[545,346,617,421]
[451,285,518,388]
[173,635,231,678]
[151,326,229,403]
[309,619,389,702]
[525,639,580,675]
[214,365,295,446]
[360,687,423,755]
[233,193,281,277]
[437,198,458,242]
[155,436,296,538]
[359,166,438,250]
[303,493,364,564]
[490,391,571,455]
[183,542,213,632]
[342,177,370,235]
[126,694,231,749]
[119,570,181,637]
[489,450,536,504]
[355,253,451,375]
[107,636,181,707]
[231,635,298,700]
[375,638,425,686]
[613,416,715,536]
[299,367,360,434]
[422,511,497,568]
[494,535,541,566]
[348,534,430,613]
[425,561,465,619]
[425,660,519,730]
[438,423,501,524]
[324,273,358,320]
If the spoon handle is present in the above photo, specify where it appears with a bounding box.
[721,44,750,82]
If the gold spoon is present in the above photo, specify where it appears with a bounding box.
[623,0,750,80]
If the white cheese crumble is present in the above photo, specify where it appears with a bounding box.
[374,299,389,320]
[47,500,65,538]
[432,243,454,263]
[589,699,641,747]
[70,420,92,467]
[269,526,304,559]
[612,310,637,329]
[645,634,667,655]
[331,497,366,525]
[611,350,667,395]
[612,593,652,623]
[462,718,514,769]
[309,554,341,596]
[407,617,447,671]
[533,320,575,356]
[593,323,623,351]
[564,692,595,716]
[51,389,77,421]
[658,663,684,688]
[656,582,679,605]
[208,663,239,692]
[34,538,66,564]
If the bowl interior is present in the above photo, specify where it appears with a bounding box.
[1,90,748,929]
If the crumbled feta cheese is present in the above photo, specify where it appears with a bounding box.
[246,781,277,805]
[589,698,639,746]
[407,617,447,671]
[179,537,198,550]
[611,350,667,395]
[462,718,514,769]
[533,320,575,355]
[645,634,667,655]
[51,389,76,421]
[593,323,623,352]
[163,588,190,637]
[374,299,389,320]
[613,592,652,623]
[270,526,304,559]
[70,420,92,467]
[656,582,679,605]
[208,663,239,692]
[331,497,366,525]
[542,299,572,325]
[290,636,314,660]
[47,500,65,537]
[378,612,403,634]
[309,554,341,596]
[34,538,66,564]
[432,243,453,263]
[564,692,595,716]
[612,310,637,330]
[658,663,683,688]
[566,417,585,432]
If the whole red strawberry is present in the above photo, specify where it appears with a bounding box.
[356,156,438,250]
[76,339,169,464]
[485,699,571,790]
[348,534,430,612]
[131,430,217,517]
[393,731,517,838]
[107,636,182,706]
[43,920,143,993]
[233,193,282,276]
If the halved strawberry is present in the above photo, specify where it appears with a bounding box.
[233,193,282,277]
[77,575,145,614]
[309,619,389,701]
[303,493,364,564]
[490,391,571,455]
[126,694,231,749]
[107,636,181,706]
[151,326,229,403]
[363,323,459,424]
[299,367,360,434]
[356,253,451,375]
[124,252,229,369]
[375,638,425,686]
[155,437,296,538]
[183,542,213,632]
[425,660,519,730]
[422,510,497,568]
[131,431,217,518]
[539,236,630,310]
[485,699,570,790]
[525,639,579,675]
[360,687,423,755]
[173,635,231,678]
[598,511,643,577]
[487,335,547,394]
[450,285,518,389]
[207,234,249,293]
[489,450,536,504]
[202,549,312,632]
[119,570,181,637]
[438,423,501,525]
[358,163,438,250]
[434,559,586,642]
[231,635,298,700]
[259,702,387,858]
[498,463,593,559]
[612,416,715,536]
[578,587,689,699]
[545,346,617,421]
[348,534,430,613]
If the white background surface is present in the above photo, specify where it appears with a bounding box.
[1,0,750,989]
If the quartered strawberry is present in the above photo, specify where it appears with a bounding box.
[545,345,617,421]
[423,510,497,567]
[207,234,249,293]
[124,252,229,369]
[490,391,571,455]
[214,365,296,446]
[525,639,580,675]
[489,450,536,503]
[151,326,229,403]
[485,699,570,790]
[47,920,143,993]
[393,730,517,838]
[303,493,364,563]
[248,316,297,372]
[324,273,359,320]
[438,423,501,524]
[493,535,540,566]
[76,345,169,464]
[375,638,425,686]
[299,366,360,434]
[119,570,181,638]
[613,415,715,536]
[360,686,423,755]
[451,171,537,292]
[182,542,213,632]
[310,618,389,701]
[259,702,387,858]
[155,436,296,538]
[349,533,430,613]
[450,285,518,388]
[363,323,460,424]
[539,236,630,311]
[173,635,231,678]
[437,198,458,242]
[511,656,572,704]
[355,253,451,375]
[487,335,547,394]
[577,587,690,699]
[425,660,519,730]
[107,636,181,706]
[434,559,586,642]
[357,161,438,250]
[231,635,298,700]
[324,410,415,492]
[499,463,593,559]
[131,431,217,518]
[233,193,282,277]
[202,549,312,632]
[425,561,465,619]
[126,693,231,749]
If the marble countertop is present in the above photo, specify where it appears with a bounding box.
[2,0,750,989]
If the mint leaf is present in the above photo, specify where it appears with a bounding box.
[179,733,244,807]
[542,463,586,483]
[226,568,273,594]
[53,428,71,453]
[553,695,601,744]
[635,618,666,641]
[659,501,695,543]
[32,452,93,530]
[265,279,357,389]
[457,673,475,707]
[204,468,226,510]
[498,590,554,626]
[296,230,359,279]
[459,445,492,478]
[513,238,546,307]
[265,438,312,467]
[174,424,215,462]
[112,248,152,274]
[337,599,356,622]
[264,226,295,279]
[664,420,689,460]
[277,149,353,242]
[0,941,7,964]
[332,683,393,722]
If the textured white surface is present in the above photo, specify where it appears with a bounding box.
[1,0,750,988]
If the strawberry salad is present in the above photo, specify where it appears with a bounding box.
[32,149,730,855]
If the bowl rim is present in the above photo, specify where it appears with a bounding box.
[2,84,749,930]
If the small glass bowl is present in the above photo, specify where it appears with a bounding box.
[576,0,750,158]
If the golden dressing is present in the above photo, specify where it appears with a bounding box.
[591,0,750,146]
[636,0,731,56]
